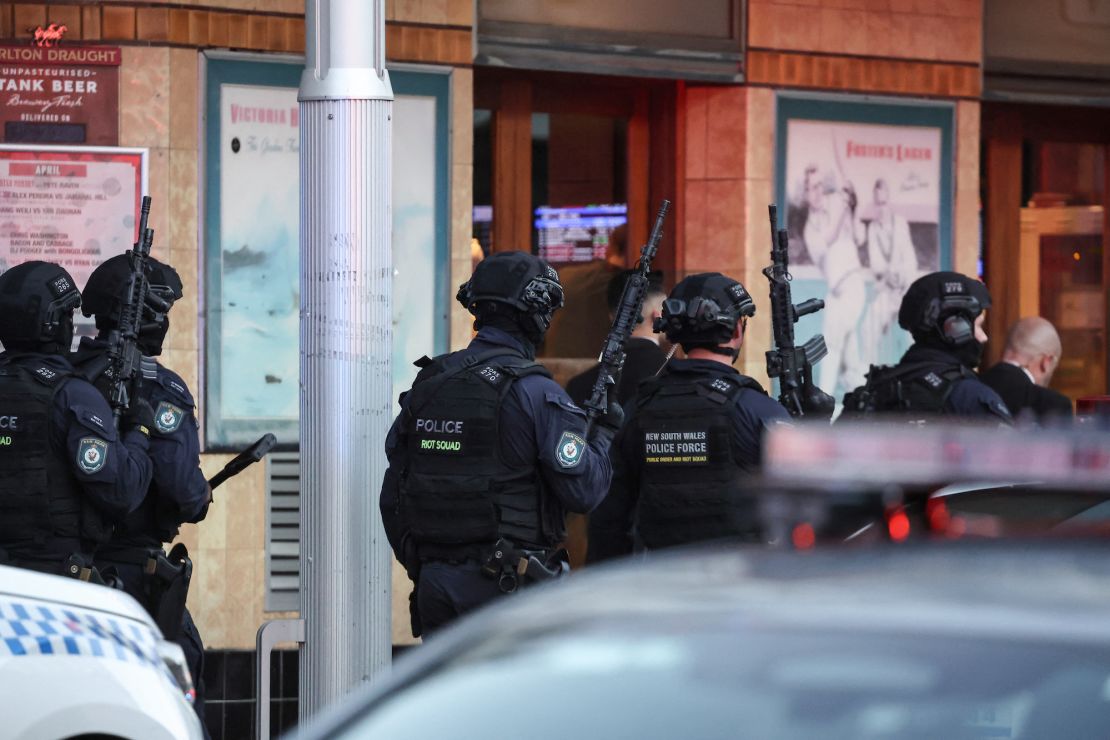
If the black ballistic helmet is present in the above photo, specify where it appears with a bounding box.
[0,260,82,351]
[654,272,755,348]
[83,254,184,356]
[898,271,991,346]
[457,252,564,338]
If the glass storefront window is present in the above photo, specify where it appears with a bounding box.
[1022,142,1107,400]
[1038,224,1105,401]
[532,111,629,358]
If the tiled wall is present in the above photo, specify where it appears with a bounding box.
[203,648,299,740]
[953,100,981,279]
[748,0,982,63]
[680,85,775,384]
[0,1,473,65]
[740,88,778,385]
[204,646,418,740]
[682,86,748,282]
[746,0,982,98]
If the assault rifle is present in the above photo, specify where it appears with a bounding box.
[583,199,670,434]
[208,433,278,490]
[763,204,835,418]
[106,196,168,425]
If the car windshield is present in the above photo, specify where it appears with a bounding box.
[943,488,1110,526]
[332,620,1110,740]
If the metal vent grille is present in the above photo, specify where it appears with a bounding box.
[266,451,300,612]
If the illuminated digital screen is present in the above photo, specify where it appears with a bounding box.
[534,203,627,263]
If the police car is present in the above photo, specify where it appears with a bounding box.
[0,564,203,739]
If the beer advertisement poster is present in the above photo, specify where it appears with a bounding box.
[0,45,121,146]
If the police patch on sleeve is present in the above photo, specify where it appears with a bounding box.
[555,431,586,468]
[154,401,185,434]
[77,437,108,474]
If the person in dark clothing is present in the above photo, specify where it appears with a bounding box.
[587,272,791,564]
[380,252,619,636]
[0,260,153,579]
[841,271,1012,423]
[981,316,1072,424]
[72,254,212,734]
[565,270,669,408]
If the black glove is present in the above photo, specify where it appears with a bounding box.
[800,383,836,422]
[122,397,155,435]
[589,402,624,444]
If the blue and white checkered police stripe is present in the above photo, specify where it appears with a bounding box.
[0,598,163,673]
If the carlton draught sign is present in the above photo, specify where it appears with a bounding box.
[0,45,120,146]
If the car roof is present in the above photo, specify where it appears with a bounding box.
[0,564,153,626]
[292,541,1110,739]
[479,542,1110,643]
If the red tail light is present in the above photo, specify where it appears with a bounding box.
[886,507,911,542]
[791,523,816,550]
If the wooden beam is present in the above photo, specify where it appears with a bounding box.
[491,79,532,253]
[626,90,650,265]
[671,81,688,282]
[1104,145,1110,394]
[747,49,981,99]
[983,115,1022,368]
[648,82,679,287]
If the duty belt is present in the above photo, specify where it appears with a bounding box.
[480,538,569,593]
[0,548,107,585]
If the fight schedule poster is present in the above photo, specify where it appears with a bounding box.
[0,145,146,334]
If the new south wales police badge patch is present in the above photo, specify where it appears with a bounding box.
[555,431,586,468]
[77,437,108,474]
[154,402,185,434]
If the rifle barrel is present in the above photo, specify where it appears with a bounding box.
[584,198,670,427]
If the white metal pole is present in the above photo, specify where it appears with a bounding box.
[298,0,393,718]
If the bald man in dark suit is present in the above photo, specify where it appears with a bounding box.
[981,317,1072,424]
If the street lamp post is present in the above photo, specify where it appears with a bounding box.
[298,0,393,718]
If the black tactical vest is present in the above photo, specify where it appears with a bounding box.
[0,362,108,559]
[398,349,561,554]
[632,370,765,549]
[841,361,972,420]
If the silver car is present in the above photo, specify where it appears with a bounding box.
[294,542,1110,740]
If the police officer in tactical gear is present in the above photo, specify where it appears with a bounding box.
[0,260,153,579]
[587,272,791,564]
[380,252,618,636]
[72,254,212,733]
[841,271,1012,423]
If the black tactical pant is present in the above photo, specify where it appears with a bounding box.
[417,561,502,635]
[103,559,209,739]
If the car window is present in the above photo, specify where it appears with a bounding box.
[1064,499,1110,524]
[944,489,1108,529]
[331,623,1110,740]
